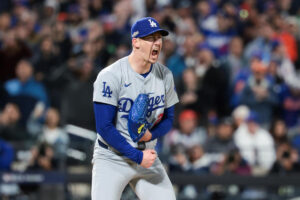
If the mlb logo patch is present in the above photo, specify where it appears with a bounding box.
[132,31,139,38]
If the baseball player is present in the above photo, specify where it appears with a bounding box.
[91,17,179,200]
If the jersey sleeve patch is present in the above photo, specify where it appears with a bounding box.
[93,70,119,106]
[102,82,113,98]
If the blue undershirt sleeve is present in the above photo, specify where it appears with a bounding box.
[150,106,175,140]
[93,102,143,164]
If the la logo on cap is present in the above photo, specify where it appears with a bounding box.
[148,19,157,27]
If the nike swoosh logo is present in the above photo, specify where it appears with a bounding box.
[124,83,132,87]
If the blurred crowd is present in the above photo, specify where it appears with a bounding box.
[0,0,300,199]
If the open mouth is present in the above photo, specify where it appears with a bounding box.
[152,50,159,56]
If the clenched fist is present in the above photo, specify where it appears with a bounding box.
[140,149,157,168]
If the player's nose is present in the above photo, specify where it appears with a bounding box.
[154,39,161,45]
[153,37,162,44]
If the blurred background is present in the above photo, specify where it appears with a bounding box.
[0,0,300,199]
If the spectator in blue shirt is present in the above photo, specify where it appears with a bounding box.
[240,59,278,126]
[4,60,49,106]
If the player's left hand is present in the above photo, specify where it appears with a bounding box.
[139,130,152,142]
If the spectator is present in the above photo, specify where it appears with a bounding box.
[272,40,300,90]
[60,57,97,130]
[187,145,211,174]
[168,144,191,173]
[33,36,62,83]
[28,107,69,161]
[27,142,58,171]
[204,117,236,155]
[279,84,300,128]
[176,68,200,112]
[180,34,201,69]
[201,11,236,57]
[0,30,32,83]
[33,35,66,108]
[269,119,289,147]
[160,34,186,85]
[212,149,251,176]
[185,145,223,185]
[244,23,275,64]
[240,58,278,126]
[0,13,11,35]
[234,111,276,174]
[273,15,298,62]
[230,67,251,108]
[40,108,69,158]
[51,21,72,63]
[196,45,230,118]
[232,105,250,129]
[196,1,217,32]
[220,36,246,85]
[164,109,207,154]
[270,142,300,174]
[4,60,49,106]
[82,35,110,70]
[0,103,30,142]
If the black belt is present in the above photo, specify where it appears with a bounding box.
[97,139,146,152]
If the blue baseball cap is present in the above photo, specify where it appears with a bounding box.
[131,17,169,38]
[246,111,260,123]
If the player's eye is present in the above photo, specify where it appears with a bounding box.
[141,36,162,42]
[141,36,155,42]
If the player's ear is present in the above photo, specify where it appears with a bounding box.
[132,38,140,49]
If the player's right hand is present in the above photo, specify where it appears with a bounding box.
[140,149,157,168]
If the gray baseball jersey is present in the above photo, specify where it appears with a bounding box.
[91,56,178,200]
[93,56,179,150]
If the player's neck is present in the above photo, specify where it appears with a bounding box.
[128,53,152,74]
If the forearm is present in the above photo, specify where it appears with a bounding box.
[94,103,143,164]
[150,106,174,140]
[99,123,143,164]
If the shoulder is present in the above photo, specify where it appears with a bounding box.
[95,58,126,83]
[153,62,174,79]
[30,79,45,88]
[234,124,248,138]
[257,129,273,141]
[5,79,19,86]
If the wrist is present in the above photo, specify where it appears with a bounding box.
[145,130,152,141]
[139,130,152,142]
[137,151,143,164]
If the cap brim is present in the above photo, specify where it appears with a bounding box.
[157,29,169,36]
[139,29,169,38]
